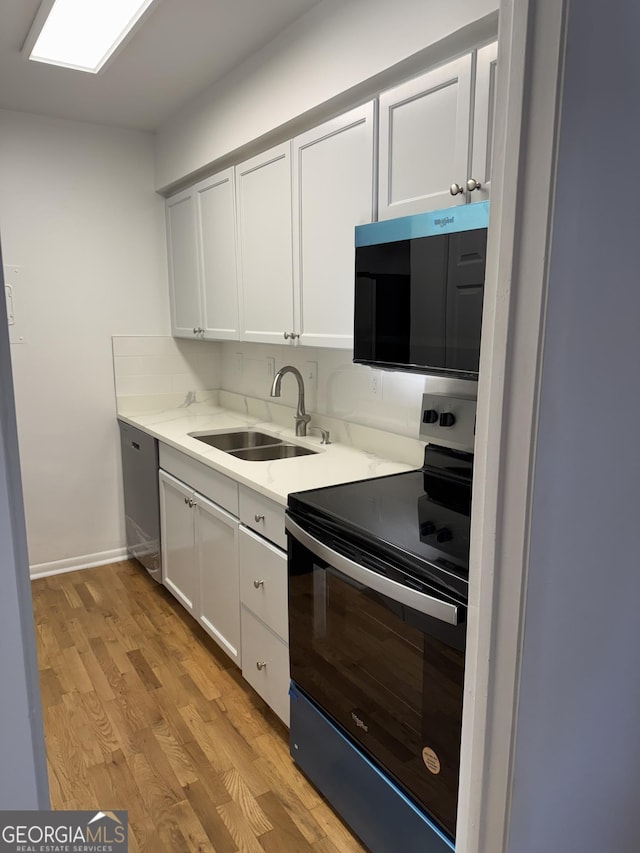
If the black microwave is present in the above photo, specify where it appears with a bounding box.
[353,202,488,378]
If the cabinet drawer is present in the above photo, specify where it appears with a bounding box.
[239,527,288,641]
[239,486,286,549]
[160,443,238,516]
[241,607,290,727]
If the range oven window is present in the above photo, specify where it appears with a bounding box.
[288,531,466,840]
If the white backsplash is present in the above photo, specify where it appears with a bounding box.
[220,341,433,439]
[112,335,222,397]
[112,336,441,440]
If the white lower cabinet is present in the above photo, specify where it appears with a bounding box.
[195,493,240,663]
[239,523,290,727]
[159,468,241,665]
[159,470,198,613]
[158,447,290,724]
[241,607,290,727]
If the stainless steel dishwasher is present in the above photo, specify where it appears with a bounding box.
[118,420,162,582]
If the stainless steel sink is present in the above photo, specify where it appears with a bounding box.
[228,444,317,461]
[189,430,283,451]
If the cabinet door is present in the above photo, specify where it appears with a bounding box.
[378,55,472,219]
[159,470,197,613]
[166,188,202,339]
[196,493,240,664]
[292,103,375,349]
[236,143,295,344]
[195,168,240,340]
[470,41,498,203]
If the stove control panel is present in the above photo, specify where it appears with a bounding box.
[419,393,476,452]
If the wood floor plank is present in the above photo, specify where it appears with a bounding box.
[216,798,267,853]
[38,666,64,707]
[257,790,315,852]
[32,560,366,853]
[166,799,215,853]
[184,779,238,853]
[219,767,273,835]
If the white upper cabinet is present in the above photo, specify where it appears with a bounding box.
[235,143,295,345]
[166,168,239,340]
[196,168,240,340]
[166,188,201,337]
[292,103,375,349]
[378,43,498,218]
[378,55,473,218]
[470,41,498,203]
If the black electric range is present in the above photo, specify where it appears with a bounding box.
[287,443,472,601]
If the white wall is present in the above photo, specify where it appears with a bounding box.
[0,109,169,574]
[155,0,498,190]
[506,1,640,849]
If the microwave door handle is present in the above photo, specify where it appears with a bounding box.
[285,516,461,626]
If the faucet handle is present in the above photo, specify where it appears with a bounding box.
[308,426,331,445]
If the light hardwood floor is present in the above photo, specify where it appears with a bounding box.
[31,560,367,853]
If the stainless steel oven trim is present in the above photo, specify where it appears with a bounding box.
[286,515,461,625]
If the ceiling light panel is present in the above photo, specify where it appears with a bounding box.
[28,0,157,73]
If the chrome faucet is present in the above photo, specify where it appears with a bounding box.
[270,365,311,436]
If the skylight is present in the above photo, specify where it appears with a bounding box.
[26,0,157,74]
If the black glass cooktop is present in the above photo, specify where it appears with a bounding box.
[287,446,472,600]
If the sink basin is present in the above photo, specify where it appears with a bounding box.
[189,430,283,451]
[229,444,317,461]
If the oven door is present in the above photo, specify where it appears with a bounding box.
[286,514,466,841]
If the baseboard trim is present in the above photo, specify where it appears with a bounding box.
[30,547,129,579]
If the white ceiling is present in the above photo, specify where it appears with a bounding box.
[0,0,323,132]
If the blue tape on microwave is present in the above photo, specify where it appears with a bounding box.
[355,201,489,247]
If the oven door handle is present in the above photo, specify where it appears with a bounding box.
[285,516,462,626]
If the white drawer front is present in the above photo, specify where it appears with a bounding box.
[239,526,288,642]
[160,443,238,516]
[241,607,290,727]
[239,486,286,549]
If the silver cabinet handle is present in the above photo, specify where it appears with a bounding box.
[254,513,265,522]
[285,515,462,625]
[450,183,465,196]
[253,579,264,589]
[466,178,482,192]
[256,661,267,671]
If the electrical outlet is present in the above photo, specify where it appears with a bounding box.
[305,361,317,390]
[369,370,382,396]
[266,357,275,379]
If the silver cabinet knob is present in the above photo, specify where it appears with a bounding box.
[184,497,189,504]
[284,331,299,340]
[253,579,264,589]
[256,661,267,671]
[450,183,465,196]
[254,513,265,522]
[466,178,482,192]
[284,331,292,340]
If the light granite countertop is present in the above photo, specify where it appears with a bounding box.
[117,391,423,506]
